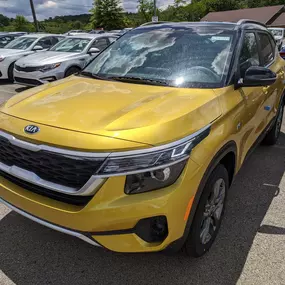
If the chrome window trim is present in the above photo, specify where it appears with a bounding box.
[0,162,105,196]
[0,198,100,247]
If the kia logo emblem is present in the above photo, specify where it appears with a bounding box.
[24,125,40,134]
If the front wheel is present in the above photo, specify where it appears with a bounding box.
[183,164,229,257]
[263,101,284,146]
[8,62,15,82]
[65,67,81,78]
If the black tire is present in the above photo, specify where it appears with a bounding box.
[263,100,284,146]
[8,62,15,82]
[65,67,81,78]
[183,164,229,257]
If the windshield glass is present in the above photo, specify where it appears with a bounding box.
[50,38,91,52]
[83,26,236,88]
[5,37,37,50]
[270,29,283,37]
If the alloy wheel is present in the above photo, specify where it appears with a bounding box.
[200,178,226,245]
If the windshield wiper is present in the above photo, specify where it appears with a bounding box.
[79,71,113,81]
[107,76,169,86]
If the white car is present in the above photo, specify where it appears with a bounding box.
[0,34,64,81]
[14,34,118,86]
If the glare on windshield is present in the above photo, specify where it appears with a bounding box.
[84,26,235,88]
[50,38,91,53]
[5,37,37,50]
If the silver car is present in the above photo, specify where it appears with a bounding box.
[14,34,118,86]
[0,34,64,81]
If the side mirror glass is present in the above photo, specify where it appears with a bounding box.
[88,47,100,54]
[238,66,277,88]
[33,45,44,51]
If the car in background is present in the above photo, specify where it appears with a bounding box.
[268,27,284,50]
[14,33,118,86]
[0,34,65,81]
[89,30,105,34]
[64,30,87,36]
[109,28,133,36]
[0,33,22,48]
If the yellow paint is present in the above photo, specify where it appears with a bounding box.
[0,55,284,253]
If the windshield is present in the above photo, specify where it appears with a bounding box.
[270,29,283,37]
[5,37,37,50]
[50,38,91,53]
[83,26,236,88]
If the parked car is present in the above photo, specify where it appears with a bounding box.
[0,33,22,48]
[0,20,284,256]
[64,30,87,36]
[89,30,105,34]
[0,34,65,81]
[14,34,118,86]
[268,27,284,50]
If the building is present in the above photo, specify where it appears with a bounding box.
[201,5,285,28]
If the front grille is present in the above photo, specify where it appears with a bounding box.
[14,77,42,86]
[1,170,92,206]
[14,65,40,72]
[0,136,104,189]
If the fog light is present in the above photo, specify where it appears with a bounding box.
[135,216,168,243]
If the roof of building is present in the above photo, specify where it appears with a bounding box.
[269,12,285,26]
[201,5,284,25]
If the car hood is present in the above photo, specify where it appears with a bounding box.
[16,51,80,66]
[0,48,26,57]
[0,76,222,146]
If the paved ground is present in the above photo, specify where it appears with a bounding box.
[0,82,284,285]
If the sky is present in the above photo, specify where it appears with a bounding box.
[0,0,178,20]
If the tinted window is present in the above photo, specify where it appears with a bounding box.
[38,37,53,49]
[257,33,274,66]
[84,27,236,88]
[239,33,260,77]
[91,38,109,51]
[50,38,91,53]
[5,37,37,50]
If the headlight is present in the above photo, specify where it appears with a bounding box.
[96,126,210,194]
[0,56,5,62]
[40,63,61,72]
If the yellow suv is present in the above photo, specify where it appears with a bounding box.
[0,20,284,257]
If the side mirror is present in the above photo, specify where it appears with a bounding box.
[33,45,44,51]
[237,66,277,88]
[88,47,100,54]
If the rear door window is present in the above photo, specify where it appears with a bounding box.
[38,37,53,49]
[257,33,275,66]
[91,38,109,52]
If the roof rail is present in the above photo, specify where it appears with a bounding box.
[140,21,172,27]
[237,19,267,28]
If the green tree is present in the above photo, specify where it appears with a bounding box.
[137,0,158,22]
[13,15,33,32]
[90,0,125,30]
[0,14,10,26]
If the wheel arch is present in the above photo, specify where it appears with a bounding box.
[64,65,82,77]
[164,140,237,253]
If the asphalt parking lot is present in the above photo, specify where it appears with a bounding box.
[0,82,284,285]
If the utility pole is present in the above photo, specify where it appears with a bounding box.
[29,0,39,32]
[154,0,157,17]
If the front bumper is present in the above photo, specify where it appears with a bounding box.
[0,157,202,253]
[14,68,65,86]
[0,61,10,79]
